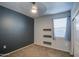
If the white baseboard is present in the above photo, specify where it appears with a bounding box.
[1,43,33,57]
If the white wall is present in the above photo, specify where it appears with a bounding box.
[34,12,70,52]
[34,15,53,48]
[71,2,79,56]
[71,2,79,19]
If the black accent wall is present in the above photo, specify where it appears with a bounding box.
[0,6,34,54]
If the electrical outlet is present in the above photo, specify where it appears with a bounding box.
[3,45,6,49]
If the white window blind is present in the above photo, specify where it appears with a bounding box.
[53,17,67,37]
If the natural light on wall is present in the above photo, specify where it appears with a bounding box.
[54,17,67,37]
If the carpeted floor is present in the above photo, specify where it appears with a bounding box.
[5,44,72,57]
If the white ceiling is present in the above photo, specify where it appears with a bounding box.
[0,2,73,18]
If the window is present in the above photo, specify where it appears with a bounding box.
[53,17,67,37]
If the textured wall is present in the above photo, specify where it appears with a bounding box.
[0,6,34,54]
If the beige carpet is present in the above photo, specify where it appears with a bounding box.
[5,44,72,57]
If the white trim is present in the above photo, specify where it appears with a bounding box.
[1,43,33,57]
